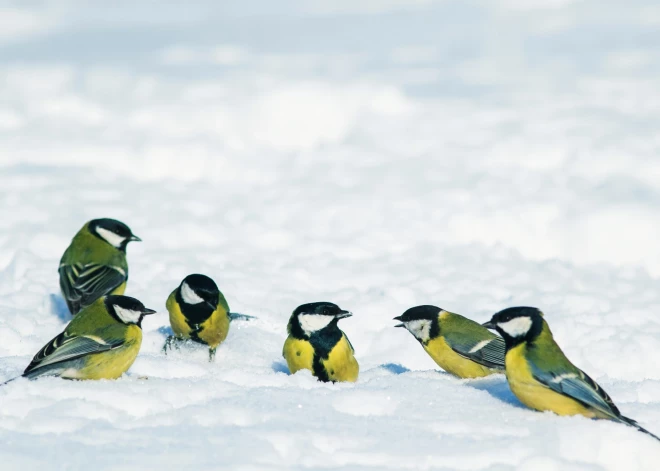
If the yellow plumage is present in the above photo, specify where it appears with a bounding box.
[166,290,230,349]
[321,334,359,382]
[424,336,495,379]
[282,333,358,382]
[112,281,127,296]
[61,326,142,380]
[505,343,605,418]
[282,336,315,374]
[395,306,505,379]
[23,295,154,381]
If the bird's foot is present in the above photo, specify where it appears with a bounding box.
[163,335,183,354]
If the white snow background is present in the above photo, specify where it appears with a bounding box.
[1,1,660,470]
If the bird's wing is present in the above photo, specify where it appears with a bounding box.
[444,334,506,369]
[531,364,621,419]
[344,333,355,353]
[59,263,126,313]
[23,331,124,376]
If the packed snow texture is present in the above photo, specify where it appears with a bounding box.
[2,1,660,470]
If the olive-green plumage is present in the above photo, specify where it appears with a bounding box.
[165,274,230,361]
[395,305,505,378]
[59,218,140,315]
[484,306,659,440]
[23,295,156,380]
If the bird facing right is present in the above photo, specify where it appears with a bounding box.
[23,295,156,381]
[59,218,141,315]
[483,306,659,440]
[283,302,358,383]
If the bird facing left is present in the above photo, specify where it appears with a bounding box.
[22,295,156,380]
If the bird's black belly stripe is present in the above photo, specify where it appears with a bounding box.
[310,328,342,382]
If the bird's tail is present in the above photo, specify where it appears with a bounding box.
[0,376,20,387]
[620,415,660,441]
[229,312,257,322]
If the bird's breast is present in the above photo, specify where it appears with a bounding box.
[505,344,597,417]
[423,336,494,378]
[319,334,358,382]
[283,336,315,374]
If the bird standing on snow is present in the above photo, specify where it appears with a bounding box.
[165,274,230,361]
[59,218,141,315]
[283,302,359,382]
[394,305,505,378]
[23,295,156,380]
[483,306,659,440]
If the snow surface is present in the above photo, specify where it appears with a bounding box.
[2,1,660,470]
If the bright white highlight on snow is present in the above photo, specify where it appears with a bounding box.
[497,317,533,337]
[95,227,126,248]
[298,314,334,335]
[180,282,204,305]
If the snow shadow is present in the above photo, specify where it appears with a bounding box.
[158,326,175,337]
[271,360,290,374]
[380,363,410,375]
[50,294,72,323]
[467,376,526,409]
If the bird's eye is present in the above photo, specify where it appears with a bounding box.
[322,308,329,315]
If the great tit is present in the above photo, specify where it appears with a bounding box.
[483,306,659,440]
[59,218,141,315]
[23,295,155,380]
[394,305,505,378]
[165,274,230,361]
[283,302,358,383]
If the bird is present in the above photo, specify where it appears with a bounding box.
[59,218,141,315]
[283,302,358,382]
[165,274,230,361]
[483,306,659,440]
[394,305,505,378]
[22,295,156,380]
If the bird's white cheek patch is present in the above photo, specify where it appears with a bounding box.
[406,319,431,342]
[96,227,126,248]
[181,282,204,304]
[114,305,142,324]
[299,314,333,335]
[498,317,533,337]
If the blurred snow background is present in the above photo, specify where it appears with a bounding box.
[1,1,660,470]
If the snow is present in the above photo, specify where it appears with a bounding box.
[1,0,660,469]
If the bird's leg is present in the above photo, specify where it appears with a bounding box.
[163,335,182,354]
[209,347,217,362]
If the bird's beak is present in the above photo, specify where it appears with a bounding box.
[142,308,157,315]
[481,320,496,329]
[335,310,352,319]
[393,315,406,328]
[130,234,142,242]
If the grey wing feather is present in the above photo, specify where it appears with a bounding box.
[23,332,124,378]
[447,335,506,369]
[531,366,621,419]
[59,263,126,314]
